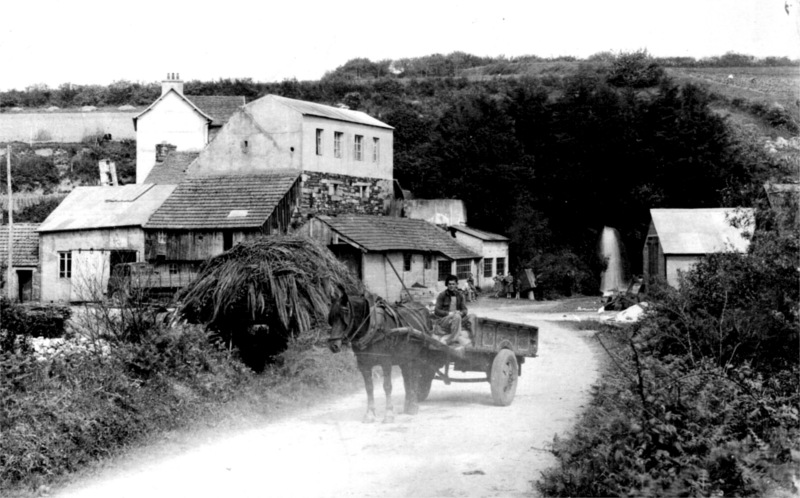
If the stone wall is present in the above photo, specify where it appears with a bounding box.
[299,171,393,218]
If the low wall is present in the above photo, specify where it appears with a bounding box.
[0,111,137,143]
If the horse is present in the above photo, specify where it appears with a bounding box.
[328,289,432,423]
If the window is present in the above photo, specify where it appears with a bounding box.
[334,132,343,158]
[169,263,179,275]
[354,135,363,161]
[403,253,412,272]
[315,129,323,155]
[157,232,167,244]
[496,257,506,276]
[372,137,380,163]
[58,252,72,278]
[438,260,451,282]
[484,258,493,277]
[456,259,471,280]
[424,254,432,270]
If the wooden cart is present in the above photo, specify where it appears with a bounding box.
[391,316,539,406]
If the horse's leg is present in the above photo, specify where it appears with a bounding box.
[360,366,377,423]
[400,362,419,416]
[381,363,394,423]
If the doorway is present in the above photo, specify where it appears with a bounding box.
[16,270,32,302]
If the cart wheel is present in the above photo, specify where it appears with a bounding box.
[417,367,437,402]
[490,349,518,406]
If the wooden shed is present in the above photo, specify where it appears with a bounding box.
[642,208,754,288]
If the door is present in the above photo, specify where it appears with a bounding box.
[16,270,32,302]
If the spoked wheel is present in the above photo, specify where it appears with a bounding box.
[417,367,437,402]
[489,349,518,406]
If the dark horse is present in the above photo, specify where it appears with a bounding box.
[328,289,431,423]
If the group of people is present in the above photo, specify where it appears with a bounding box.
[492,273,519,299]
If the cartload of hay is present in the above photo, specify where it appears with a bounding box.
[177,235,363,369]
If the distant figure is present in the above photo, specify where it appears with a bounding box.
[503,273,514,299]
[492,275,503,298]
[727,74,734,84]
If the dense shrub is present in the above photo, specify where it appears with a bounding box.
[0,298,71,346]
[0,300,250,490]
[538,215,800,496]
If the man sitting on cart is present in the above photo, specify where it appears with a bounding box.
[433,275,477,347]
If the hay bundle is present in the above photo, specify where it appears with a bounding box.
[178,234,363,334]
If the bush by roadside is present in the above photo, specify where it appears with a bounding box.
[537,213,800,496]
[0,300,359,495]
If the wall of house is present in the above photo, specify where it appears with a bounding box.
[302,116,393,181]
[404,200,467,226]
[479,241,509,287]
[187,108,302,175]
[39,228,145,302]
[144,229,258,262]
[361,251,439,302]
[136,92,208,183]
[2,266,40,303]
[665,255,701,288]
[300,171,392,217]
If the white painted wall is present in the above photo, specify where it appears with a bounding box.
[136,92,208,183]
[39,228,144,302]
[302,116,393,181]
[361,251,439,302]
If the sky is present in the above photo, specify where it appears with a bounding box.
[1,0,798,91]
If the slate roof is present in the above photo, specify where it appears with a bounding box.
[145,171,300,230]
[188,96,246,126]
[0,224,39,266]
[38,184,177,232]
[316,215,480,260]
[143,151,199,185]
[650,208,754,255]
[255,95,393,130]
[449,225,509,242]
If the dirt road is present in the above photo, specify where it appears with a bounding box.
[55,300,603,498]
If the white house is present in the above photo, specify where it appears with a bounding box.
[303,215,480,302]
[642,208,755,288]
[447,225,509,289]
[37,184,176,302]
[133,74,244,184]
[186,94,395,217]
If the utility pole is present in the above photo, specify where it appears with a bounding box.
[6,145,12,300]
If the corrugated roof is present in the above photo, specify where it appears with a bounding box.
[39,184,177,233]
[650,208,754,254]
[255,95,393,130]
[449,225,509,241]
[0,224,39,266]
[188,96,245,126]
[143,151,199,185]
[317,215,480,260]
[145,171,300,229]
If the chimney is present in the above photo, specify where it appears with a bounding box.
[155,142,177,163]
[161,72,184,96]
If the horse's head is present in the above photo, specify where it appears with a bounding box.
[328,289,351,353]
[327,286,371,353]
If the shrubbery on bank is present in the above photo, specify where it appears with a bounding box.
[0,300,358,493]
[538,216,800,496]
